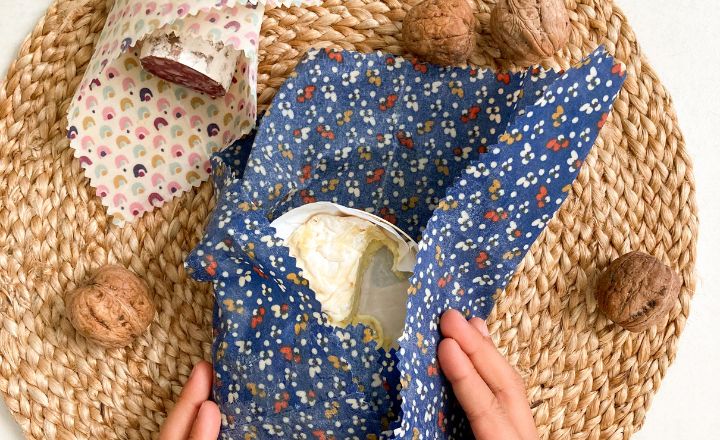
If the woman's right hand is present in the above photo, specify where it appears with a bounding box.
[438,310,538,440]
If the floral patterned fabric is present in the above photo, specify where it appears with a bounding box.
[186,47,626,439]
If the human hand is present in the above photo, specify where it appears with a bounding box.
[438,310,537,440]
[159,361,221,440]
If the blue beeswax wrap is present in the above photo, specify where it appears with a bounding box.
[186,47,626,439]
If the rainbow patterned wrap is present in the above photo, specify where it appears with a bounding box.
[67,0,321,224]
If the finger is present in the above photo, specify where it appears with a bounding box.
[441,311,526,399]
[189,401,221,440]
[441,310,536,440]
[467,317,537,440]
[438,338,521,440]
[160,361,215,440]
[468,316,490,337]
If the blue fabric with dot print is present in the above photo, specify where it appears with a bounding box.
[186,47,625,439]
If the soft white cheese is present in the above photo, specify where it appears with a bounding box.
[274,203,418,348]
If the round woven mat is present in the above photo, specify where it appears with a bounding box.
[0,0,697,438]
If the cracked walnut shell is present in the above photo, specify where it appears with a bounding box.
[595,252,681,332]
[65,265,155,348]
[490,0,571,66]
[401,0,476,66]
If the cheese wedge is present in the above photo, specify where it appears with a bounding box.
[272,203,418,348]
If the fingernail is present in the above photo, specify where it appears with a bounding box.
[479,321,490,337]
[470,317,490,337]
[189,363,199,380]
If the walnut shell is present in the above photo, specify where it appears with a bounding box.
[65,265,155,348]
[595,252,681,332]
[490,0,570,66]
[401,0,476,66]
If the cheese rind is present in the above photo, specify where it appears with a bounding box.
[274,203,418,349]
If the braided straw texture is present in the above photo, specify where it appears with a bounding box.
[0,0,697,438]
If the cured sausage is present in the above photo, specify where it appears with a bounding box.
[140,31,239,98]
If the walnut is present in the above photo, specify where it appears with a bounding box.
[595,252,681,332]
[401,0,476,66]
[65,265,155,348]
[490,0,571,66]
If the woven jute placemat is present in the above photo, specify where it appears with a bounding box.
[0,0,697,438]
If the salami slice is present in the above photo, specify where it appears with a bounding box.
[140,31,239,98]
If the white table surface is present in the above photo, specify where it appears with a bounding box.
[0,0,718,438]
